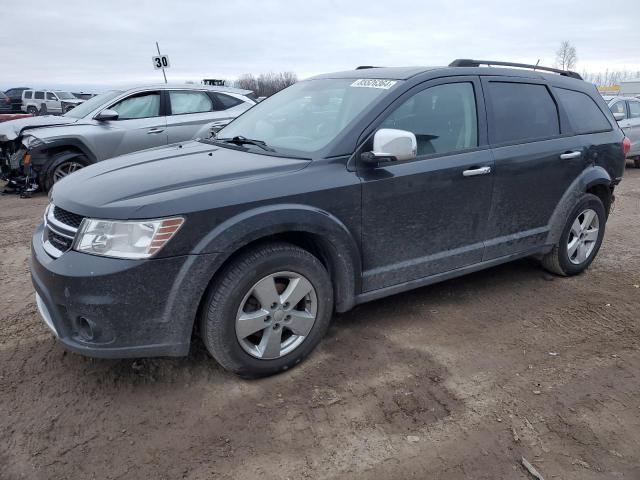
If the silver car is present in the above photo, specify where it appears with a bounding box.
[0,84,255,191]
[606,95,640,166]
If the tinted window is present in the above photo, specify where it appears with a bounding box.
[213,93,243,109]
[110,92,160,119]
[169,91,213,114]
[609,101,626,118]
[629,101,640,119]
[24,91,33,99]
[381,82,478,156]
[553,88,611,134]
[34,91,44,100]
[487,82,559,144]
[46,92,57,100]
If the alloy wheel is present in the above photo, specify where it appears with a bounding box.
[53,161,84,183]
[235,271,317,359]
[567,208,599,265]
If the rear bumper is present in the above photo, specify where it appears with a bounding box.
[30,223,221,358]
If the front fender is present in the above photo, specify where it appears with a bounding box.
[193,204,362,312]
[545,166,612,246]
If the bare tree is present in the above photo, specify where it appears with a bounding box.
[234,72,298,98]
[556,41,578,71]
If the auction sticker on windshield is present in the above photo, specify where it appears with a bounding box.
[350,79,397,89]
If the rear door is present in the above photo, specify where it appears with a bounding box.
[481,78,590,259]
[165,89,222,143]
[624,100,640,156]
[359,77,494,291]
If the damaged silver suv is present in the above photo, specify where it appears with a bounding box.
[0,84,255,191]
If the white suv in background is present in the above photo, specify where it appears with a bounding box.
[21,90,84,116]
[607,95,640,166]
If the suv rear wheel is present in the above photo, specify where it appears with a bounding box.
[200,242,333,377]
[26,106,38,116]
[541,193,606,276]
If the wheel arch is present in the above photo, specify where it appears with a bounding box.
[193,204,362,314]
[546,166,612,246]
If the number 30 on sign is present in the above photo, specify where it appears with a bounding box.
[152,55,170,69]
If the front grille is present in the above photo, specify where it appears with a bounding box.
[48,230,73,252]
[53,207,84,229]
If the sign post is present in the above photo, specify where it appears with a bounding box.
[152,42,169,83]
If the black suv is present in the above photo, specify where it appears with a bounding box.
[31,60,629,377]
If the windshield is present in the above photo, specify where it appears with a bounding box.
[215,78,399,155]
[63,90,123,118]
[55,91,76,100]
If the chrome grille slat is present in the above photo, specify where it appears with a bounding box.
[42,203,84,259]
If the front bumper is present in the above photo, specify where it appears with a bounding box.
[30,223,221,358]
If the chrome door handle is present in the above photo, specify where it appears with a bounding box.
[560,151,581,160]
[147,128,165,134]
[462,166,492,177]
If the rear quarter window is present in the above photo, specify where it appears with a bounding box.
[486,82,560,144]
[553,88,611,134]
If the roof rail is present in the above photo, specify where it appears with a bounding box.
[356,65,382,70]
[448,59,583,80]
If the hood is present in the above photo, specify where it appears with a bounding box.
[52,140,310,219]
[0,115,79,142]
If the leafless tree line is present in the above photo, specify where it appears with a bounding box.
[233,72,298,98]
[581,69,640,86]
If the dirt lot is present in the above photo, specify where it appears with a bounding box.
[1,169,639,480]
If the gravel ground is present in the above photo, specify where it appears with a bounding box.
[1,168,639,480]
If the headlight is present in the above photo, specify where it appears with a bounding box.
[74,217,184,259]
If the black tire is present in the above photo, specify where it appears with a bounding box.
[26,106,38,116]
[199,242,333,378]
[42,152,90,191]
[541,193,606,276]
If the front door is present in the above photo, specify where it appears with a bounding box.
[358,78,494,292]
[94,90,168,159]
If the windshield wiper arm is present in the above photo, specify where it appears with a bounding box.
[217,136,275,152]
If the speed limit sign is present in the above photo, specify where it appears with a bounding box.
[152,55,170,70]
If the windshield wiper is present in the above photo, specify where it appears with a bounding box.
[216,136,275,152]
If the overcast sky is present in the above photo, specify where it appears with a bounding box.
[2,0,639,92]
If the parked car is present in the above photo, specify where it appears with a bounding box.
[0,92,12,113]
[4,87,31,112]
[606,96,640,167]
[32,60,628,377]
[0,84,255,191]
[21,90,84,116]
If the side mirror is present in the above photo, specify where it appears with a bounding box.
[95,109,119,121]
[613,112,625,122]
[361,128,417,167]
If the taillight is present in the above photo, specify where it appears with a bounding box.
[623,137,631,158]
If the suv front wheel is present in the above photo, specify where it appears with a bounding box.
[42,152,90,191]
[542,193,606,276]
[200,242,334,377]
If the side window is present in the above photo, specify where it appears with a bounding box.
[110,92,160,120]
[46,92,57,100]
[34,91,44,100]
[487,82,559,144]
[213,93,244,110]
[609,101,627,118]
[380,82,478,156]
[553,88,611,134]
[628,101,640,119]
[169,91,213,114]
[24,91,33,100]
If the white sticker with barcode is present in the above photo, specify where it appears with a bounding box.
[350,79,397,89]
